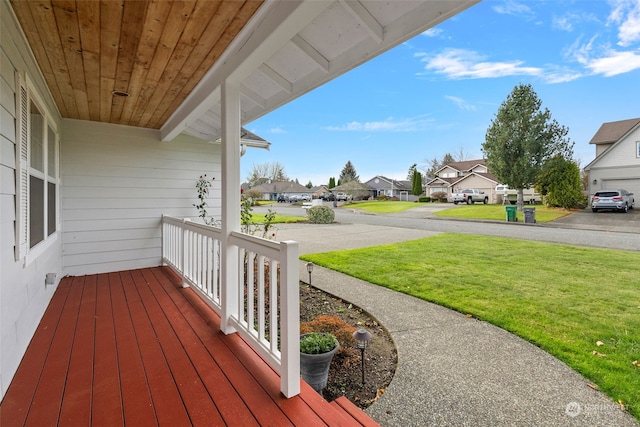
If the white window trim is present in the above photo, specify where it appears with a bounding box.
[14,72,60,265]
[636,141,640,158]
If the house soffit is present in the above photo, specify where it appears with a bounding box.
[9,0,479,143]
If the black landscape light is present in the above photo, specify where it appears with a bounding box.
[353,328,372,385]
[306,262,314,286]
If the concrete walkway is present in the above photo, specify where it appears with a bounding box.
[274,223,638,426]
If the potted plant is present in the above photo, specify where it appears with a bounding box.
[299,332,339,393]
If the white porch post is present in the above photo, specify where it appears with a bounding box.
[220,78,241,334]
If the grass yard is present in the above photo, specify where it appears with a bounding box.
[250,213,307,224]
[348,200,418,213]
[301,234,640,420]
[434,204,572,222]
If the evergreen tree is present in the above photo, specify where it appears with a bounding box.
[536,155,583,209]
[306,180,313,189]
[339,161,359,183]
[482,84,573,210]
[424,153,455,178]
[328,177,336,189]
[407,163,417,181]
[411,169,423,196]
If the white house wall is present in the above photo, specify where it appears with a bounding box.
[589,126,640,196]
[589,126,640,169]
[1,1,63,398]
[61,119,221,276]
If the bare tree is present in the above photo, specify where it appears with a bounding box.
[423,153,455,178]
[245,161,288,187]
[453,146,472,161]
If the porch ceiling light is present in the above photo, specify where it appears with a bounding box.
[111,90,130,97]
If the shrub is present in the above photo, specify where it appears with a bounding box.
[418,196,431,203]
[307,205,335,224]
[431,191,448,202]
[300,314,356,354]
[300,332,338,354]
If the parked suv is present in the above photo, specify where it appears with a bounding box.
[591,189,635,213]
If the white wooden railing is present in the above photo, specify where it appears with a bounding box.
[161,215,300,397]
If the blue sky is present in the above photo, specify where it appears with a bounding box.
[242,0,640,186]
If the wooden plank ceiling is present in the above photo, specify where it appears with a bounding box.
[10,1,480,143]
[9,0,263,129]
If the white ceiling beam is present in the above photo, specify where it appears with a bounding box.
[339,0,383,44]
[240,85,267,109]
[291,34,329,72]
[258,64,292,94]
[161,0,332,142]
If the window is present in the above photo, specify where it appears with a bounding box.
[636,141,640,158]
[15,74,59,261]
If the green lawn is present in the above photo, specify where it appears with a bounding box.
[434,204,572,222]
[301,234,640,420]
[347,200,418,213]
[250,213,307,224]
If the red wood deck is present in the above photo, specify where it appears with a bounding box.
[1,267,379,427]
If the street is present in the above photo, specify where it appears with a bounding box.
[255,203,640,253]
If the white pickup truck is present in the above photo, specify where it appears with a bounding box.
[451,189,488,205]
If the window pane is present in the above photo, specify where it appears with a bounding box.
[30,101,44,172]
[48,182,56,235]
[48,125,56,177]
[30,176,44,248]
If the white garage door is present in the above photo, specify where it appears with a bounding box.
[602,179,640,197]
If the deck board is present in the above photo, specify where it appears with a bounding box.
[58,275,95,425]
[110,271,158,426]
[1,267,378,426]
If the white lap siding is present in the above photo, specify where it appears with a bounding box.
[588,125,640,197]
[1,2,63,399]
[61,119,221,276]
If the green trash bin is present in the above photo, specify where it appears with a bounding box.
[505,205,517,222]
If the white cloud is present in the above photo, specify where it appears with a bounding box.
[608,0,640,46]
[553,11,600,32]
[563,32,640,77]
[552,15,574,32]
[269,126,286,134]
[492,1,534,19]
[563,35,598,65]
[421,28,443,38]
[419,48,542,79]
[445,95,477,111]
[542,69,583,84]
[325,115,434,132]
[586,49,640,76]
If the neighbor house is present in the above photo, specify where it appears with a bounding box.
[309,184,330,199]
[427,159,499,202]
[584,117,640,197]
[365,175,415,201]
[249,180,310,201]
[0,0,478,421]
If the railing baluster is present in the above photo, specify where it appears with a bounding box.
[160,216,300,397]
[257,255,265,342]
